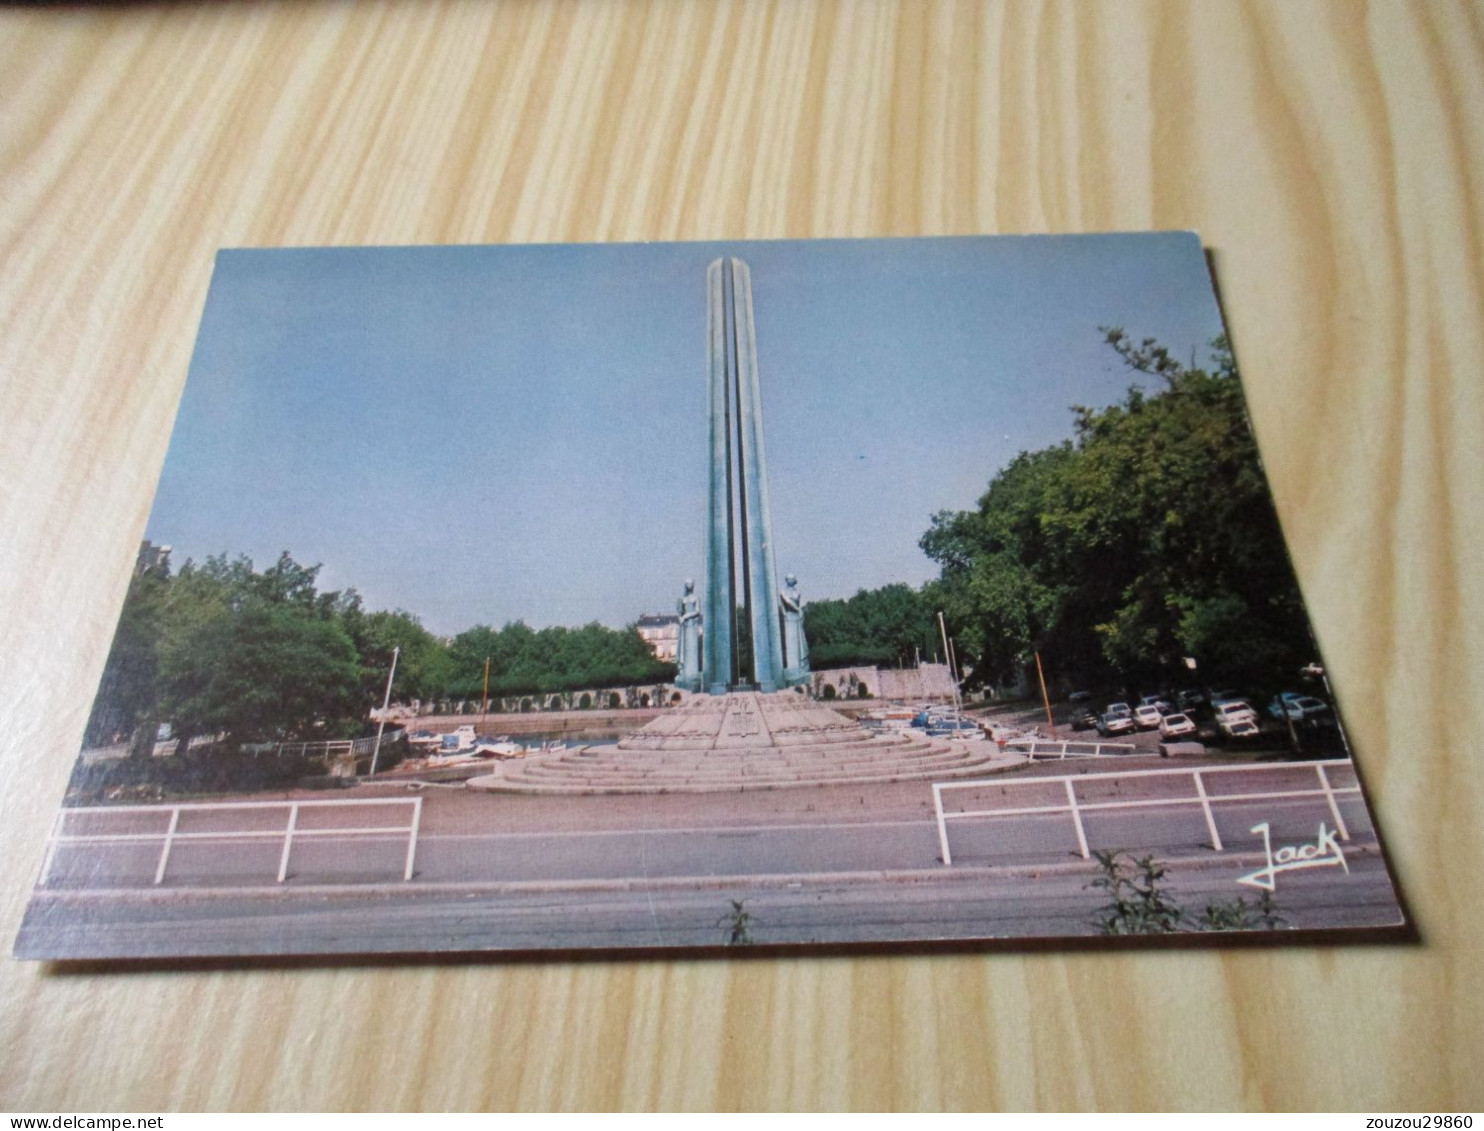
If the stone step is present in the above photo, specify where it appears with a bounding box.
[515,746,979,777]
[477,755,1017,796]
[498,749,1004,786]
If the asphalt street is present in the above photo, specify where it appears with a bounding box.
[17,765,1403,958]
[17,850,1402,958]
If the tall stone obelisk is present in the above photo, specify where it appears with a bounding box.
[704,259,735,693]
[703,257,790,694]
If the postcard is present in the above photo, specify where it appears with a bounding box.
[14,233,1407,959]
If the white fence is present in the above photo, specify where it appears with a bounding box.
[38,797,423,888]
[269,733,401,760]
[932,759,1360,866]
[1012,739,1138,759]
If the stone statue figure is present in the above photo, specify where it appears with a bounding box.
[676,579,703,692]
[780,573,810,685]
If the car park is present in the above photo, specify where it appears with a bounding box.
[1268,695,1330,722]
[1214,700,1259,735]
[1158,712,1197,738]
[1133,704,1163,729]
[1097,704,1136,737]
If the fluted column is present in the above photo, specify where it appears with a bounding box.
[704,259,734,693]
[732,259,785,692]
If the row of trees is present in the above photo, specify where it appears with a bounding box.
[86,325,1312,752]
[801,583,942,670]
[921,329,1314,693]
[85,553,676,754]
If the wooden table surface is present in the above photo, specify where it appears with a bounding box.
[1,0,1480,1112]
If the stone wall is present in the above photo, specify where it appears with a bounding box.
[809,663,956,702]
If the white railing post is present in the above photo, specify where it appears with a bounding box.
[403,797,423,881]
[1315,763,1351,841]
[933,783,953,865]
[1192,770,1223,851]
[277,803,299,883]
[153,807,182,885]
[1064,778,1090,859]
[931,760,1362,869]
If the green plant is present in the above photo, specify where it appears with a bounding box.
[1198,889,1288,932]
[1088,850,1186,935]
[1090,850,1289,935]
[718,899,754,945]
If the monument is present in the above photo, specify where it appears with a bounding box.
[471,258,1005,796]
[702,257,808,693]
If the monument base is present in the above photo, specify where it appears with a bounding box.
[471,691,1021,794]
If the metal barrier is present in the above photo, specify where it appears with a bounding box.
[272,733,402,759]
[38,797,423,888]
[932,760,1360,866]
[1012,739,1138,759]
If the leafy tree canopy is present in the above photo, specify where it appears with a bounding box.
[921,328,1311,691]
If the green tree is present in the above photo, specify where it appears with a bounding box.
[922,328,1312,691]
[159,597,362,743]
[149,553,365,744]
[343,607,450,706]
[83,563,170,754]
[443,619,674,702]
[803,584,938,670]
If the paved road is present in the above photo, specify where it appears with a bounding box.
[17,849,1402,958]
[18,766,1403,958]
[36,764,1375,889]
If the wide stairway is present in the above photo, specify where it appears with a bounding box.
[469,692,1020,795]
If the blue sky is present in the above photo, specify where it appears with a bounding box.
[149,232,1228,636]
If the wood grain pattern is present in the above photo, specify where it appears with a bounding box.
[1,0,1480,1111]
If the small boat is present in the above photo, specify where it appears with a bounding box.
[472,735,522,758]
[927,718,985,740]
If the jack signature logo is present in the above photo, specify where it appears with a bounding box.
[1237,821,1349,892]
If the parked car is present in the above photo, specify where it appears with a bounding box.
[1214,700,1259,735]
[1159,712,1197,739]
[1222,718,1262,741]
[1069,706,1098,731]
[1139,694,1173,715]
[1097,709,1137,737]
[1176,689,1205,711]
[1068,690,1093,703]
[1133,704,1163,729]
[1268,695,1331,722]
[1209,688,1245,706]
